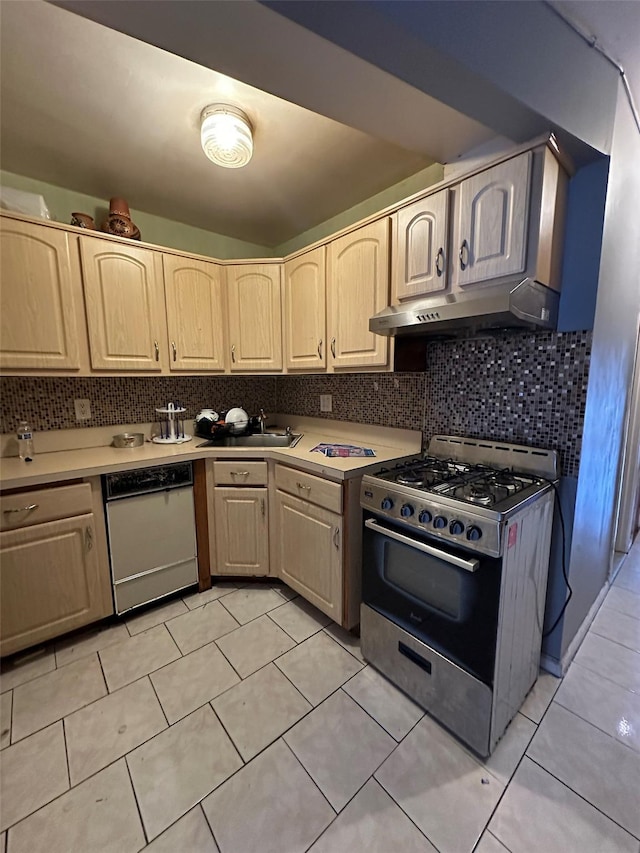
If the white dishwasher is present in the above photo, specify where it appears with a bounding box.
[103,461,198,614]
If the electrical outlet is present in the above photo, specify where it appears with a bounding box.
[320,394,332,413]
[74,399,91,421]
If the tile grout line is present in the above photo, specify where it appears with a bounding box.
[198,802,223,852]
[544,695,640,755]
[146,674,171,729]
[525,754,640,842]
[123,753,150,847]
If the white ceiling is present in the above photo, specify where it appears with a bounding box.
[0,1,495,248]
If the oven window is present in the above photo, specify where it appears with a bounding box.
[383,539,471,620]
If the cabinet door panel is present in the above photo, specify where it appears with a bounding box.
[0,220,82,370]
[453,152,531,287]
[227,265,282,371]
[327,219,389,369]
[81,237,167,371]
[284,247,326,370]
[0,514,111,656]
[275,490,342,621]
[393,189,449,302]
[163,255,226,372]
[214,488,269,576]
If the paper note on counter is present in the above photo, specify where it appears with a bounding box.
[311,443,376,457]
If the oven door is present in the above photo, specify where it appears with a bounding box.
[362,515,501,684]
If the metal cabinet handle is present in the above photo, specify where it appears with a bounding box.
[435,247,445,276]
[231,470,250,478]
[171,341,177,362]
[154,340,160,361]
[296,481,311,492]
[459,239,469,270]
[261,498,266,518]
[333,526,340,549]
[85,526,93,551]
[331,338,336,358]
[3,503,38,514]
[364,519,479,571]
[231,344,236,363]
[317,339,323,359]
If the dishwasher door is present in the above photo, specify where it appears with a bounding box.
[106,485,197,614]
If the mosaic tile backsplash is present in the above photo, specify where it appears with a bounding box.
[0,330,591,476]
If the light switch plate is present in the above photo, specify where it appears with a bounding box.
[320,394,332,413]
[74,399,91,420]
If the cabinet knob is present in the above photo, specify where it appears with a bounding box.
[171,341,177,361]
[4,503,38,514]
[154,340,160,361]
[331,338,336,359]
[459,240,469,270]
[435,247,445,276]
[296,481,311,492]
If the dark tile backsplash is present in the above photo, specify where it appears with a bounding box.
[0,330,591,476]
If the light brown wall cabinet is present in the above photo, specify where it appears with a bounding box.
[226,264,283,372]
[392,188,449,302]
[452,151,532,288]
[0,481,112,656]
[80,236,168,371]
[0,219,87,371]
[284,247,326,371]
[163,255,227,372]
[327,219,390,369]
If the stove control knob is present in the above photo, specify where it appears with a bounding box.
[418,509,432,524]
[433,515,448,529]
[381,497,394,511]
[466,526,483,541]
[450,520,465,535]
[400,504,415,518]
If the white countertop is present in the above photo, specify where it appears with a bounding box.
[0,417,422,491]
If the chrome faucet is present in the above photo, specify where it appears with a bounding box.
[259,408,267,434]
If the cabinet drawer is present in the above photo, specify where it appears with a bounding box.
[213,461,268,486]
[0,482,92,531]
[275,464,342,513]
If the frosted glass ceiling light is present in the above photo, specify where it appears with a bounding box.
[200,104,253,169]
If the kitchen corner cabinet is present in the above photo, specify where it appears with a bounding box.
[327,219,390,369]
[452,151,532,288]
[80,236,168,371]
[392,188,449,303]
[212,461,270,576]
[284,247,326,370]
[0,479,112,657]
[0,218,87,371]
[227,264,283,372]
[163,255,227,372]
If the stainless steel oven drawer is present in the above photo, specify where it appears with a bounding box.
[361,603,493,757]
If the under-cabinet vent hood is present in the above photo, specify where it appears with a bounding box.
[369,278,559,338]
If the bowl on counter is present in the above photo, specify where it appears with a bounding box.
[112,432,145,448]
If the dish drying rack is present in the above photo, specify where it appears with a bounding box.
[152,403,192,444]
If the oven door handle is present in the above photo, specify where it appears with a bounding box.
[364,519,479,572]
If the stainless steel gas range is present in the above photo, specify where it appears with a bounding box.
[360,434,558,757]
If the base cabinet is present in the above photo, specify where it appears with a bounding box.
[214,487,269,576]
[274,489,343,622]
[0,485,113,657]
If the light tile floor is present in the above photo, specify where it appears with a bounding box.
[1,546,639,853]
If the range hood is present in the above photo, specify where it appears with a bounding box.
[369,278,559,338]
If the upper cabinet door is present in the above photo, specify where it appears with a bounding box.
[284,247,326,371]
[80,237,167,371]
[0,219,82,370]
[393,189,449,302]
[163,255,226,372]
[227,264,283,372]
[452,151,532,288]
[327,219,390,370]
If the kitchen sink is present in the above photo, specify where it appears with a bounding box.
[198,432,303,449]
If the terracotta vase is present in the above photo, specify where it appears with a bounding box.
[101,197,141,240]
[70,212,95,229]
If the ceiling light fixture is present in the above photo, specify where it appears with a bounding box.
[200,104,253,169]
